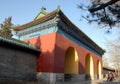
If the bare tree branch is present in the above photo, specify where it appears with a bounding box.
[89,0,120,13]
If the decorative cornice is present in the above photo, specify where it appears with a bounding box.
[12,9,58,31]
[17,19,59,36]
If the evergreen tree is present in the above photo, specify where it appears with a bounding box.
[0,17,13,38]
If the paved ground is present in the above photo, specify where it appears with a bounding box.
[0,78,120,84]
[63,78,120,84]
[79,79,120,84]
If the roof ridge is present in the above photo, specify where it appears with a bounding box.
[34,6,49,20]
[12,8,59,31]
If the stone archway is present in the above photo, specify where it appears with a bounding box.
[64,47,79,81]
[97,60,102,79]
[85,54,94,80]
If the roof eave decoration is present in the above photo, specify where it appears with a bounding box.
[12,9,58,31]
[12,6,61,31]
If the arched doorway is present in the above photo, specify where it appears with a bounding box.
[97,60,102,79]
[85,54,94,80]
[64,47,78,81]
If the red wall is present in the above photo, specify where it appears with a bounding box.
[24,33,56,72]
[54,33,102,74]
[24,32,102,74]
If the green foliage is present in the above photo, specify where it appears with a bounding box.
[0,17,13,38]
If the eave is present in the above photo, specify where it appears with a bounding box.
[12,9,58,31]
[57,10,105,56]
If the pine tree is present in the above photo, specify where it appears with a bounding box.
[0,17,13,38]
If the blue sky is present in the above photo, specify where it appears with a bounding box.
[0,0,119,50]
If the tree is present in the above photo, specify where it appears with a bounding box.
[102,55,109,67]
[0,17,13,38]
[78,0,120,31]
[105,39,120,76]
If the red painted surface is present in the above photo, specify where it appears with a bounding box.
[54,33,102,74]
[24,32,102,74]
[24,33,56,72]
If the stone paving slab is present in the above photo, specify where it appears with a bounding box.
[62,78,120,84]
[0,78,120,84]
